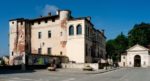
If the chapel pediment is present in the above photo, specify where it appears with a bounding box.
[127,44,149,52]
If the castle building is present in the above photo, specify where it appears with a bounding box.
[9,10,106,65]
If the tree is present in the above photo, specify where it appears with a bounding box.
[114,33,128,61]
[106,33,128,62]
[106,40,116,58]
[128,23,150,47]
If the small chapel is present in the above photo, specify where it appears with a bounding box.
[120,44,150,67]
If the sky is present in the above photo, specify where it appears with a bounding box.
[0,0,150,56]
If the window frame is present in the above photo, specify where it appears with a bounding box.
[47,48,51,55]
[76,24,82,35]
[38,32,41,39]
[60,51,63,55]
[38,21,41,24]
[38,48,42,54]
[45,20,48,23]
[69,25,74,36]
[60,32,63,36]
[48,31,51,38]
[12,52,14,56]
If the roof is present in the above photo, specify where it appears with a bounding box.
[69,16,94,26]
[9,10,70,22]
[9,15,59,22]
[122,52,127,55]
[9,18,28,21]
[30,15,59,22]
[146,45,150,50]
[127,44,150,52]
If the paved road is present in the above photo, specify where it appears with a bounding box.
[0,68,150,81]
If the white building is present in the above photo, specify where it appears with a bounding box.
[9,10,106,65]
[120,44,150,67]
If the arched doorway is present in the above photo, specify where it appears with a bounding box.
[134,55,141,67]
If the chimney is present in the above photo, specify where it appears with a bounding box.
[102,29,105,34]
[56,10,60,15]
[86,16,91,21]
[40,15,43,18]
[48,13,51,16]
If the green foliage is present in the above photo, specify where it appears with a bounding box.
[128,23,150,47]
[106,40,116,59]
[115,33,128,57]
[106,33,128,62]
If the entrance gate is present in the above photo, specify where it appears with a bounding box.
[134,55,141,67]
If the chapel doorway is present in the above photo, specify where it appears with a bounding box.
[134,55,141,67]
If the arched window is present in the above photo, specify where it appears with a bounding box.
[77,25,82,35]
[69,25,74,36]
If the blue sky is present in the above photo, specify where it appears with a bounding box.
[0,0,150,56]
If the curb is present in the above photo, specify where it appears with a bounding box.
[84,68,119,74]
[54,68,120,74]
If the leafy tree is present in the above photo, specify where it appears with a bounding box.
[128,23,150,47]
[106,40,116,58]
[106,33,128,62]
[114,33,128,61]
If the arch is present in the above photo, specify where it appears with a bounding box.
[76,24,82,35]
[69,25,74,36]
[134,55,141,67]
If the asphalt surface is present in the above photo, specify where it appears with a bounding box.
[0,68,150,81]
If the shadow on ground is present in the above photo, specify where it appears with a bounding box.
[0,69,35,74]
[0,65,35,74]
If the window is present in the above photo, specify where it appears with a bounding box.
[98,52,100,58]
[60,51,63,55]
[85,44,88,56]
[48,31,51,38]
[144,61,146,65]
[86,26,90,37]
[12,52,14,56]
[86,26,88,36]
[20,21,23,25]
[123,62,125,67]
[47,48,51,55]
[38,48,42,54]
[69,25,74,36]
[77,24,82,35]
[89,48,91,56]
[32,22,34,25]
[88,27,89,37]
[129,62,131,65]
[60,32,63,36]
[38,21,41,24]
[38,32,41,39]
[45,20,48,23]
[52,19,55,22]
[123,56,125,59]
[89,28,91,37]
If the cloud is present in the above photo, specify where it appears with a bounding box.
[42,5,59,16]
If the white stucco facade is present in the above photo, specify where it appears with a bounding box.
[9,10,106,65]
[120,44,150,68]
